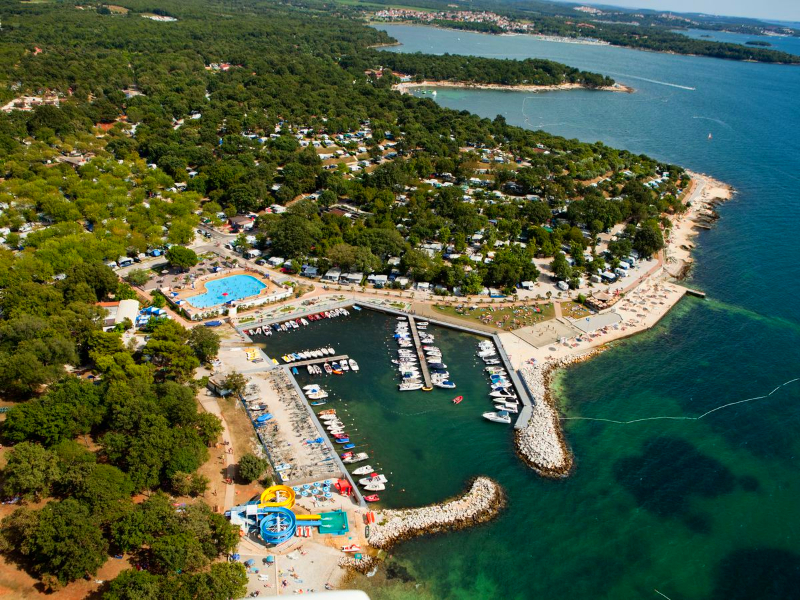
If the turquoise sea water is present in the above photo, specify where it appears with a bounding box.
[186,274,265,308]
[272,28,799,599]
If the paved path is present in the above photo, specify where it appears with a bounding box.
[198,389,237,510]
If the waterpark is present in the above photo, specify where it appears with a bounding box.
[228,484,351,546]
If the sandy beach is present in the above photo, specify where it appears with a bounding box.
[392,80,634,95]
[664,170,734,278]
[502,171,734,475]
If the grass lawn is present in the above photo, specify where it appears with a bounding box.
[432,302,555,331]
[560,301,592,319]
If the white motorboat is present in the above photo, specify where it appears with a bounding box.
[359,474,387,486]
[434,381,456,389]
[352,465,374,476]
[363,482,385,491]
[399,382,423,391]
[340,361,350,371]
[319,414,339,421]
[490,390,517,399]
[307,390,329,400]
[483,411,512,424]
[349,359,359,371]
[493,401,518,413]
[343,452,369,464]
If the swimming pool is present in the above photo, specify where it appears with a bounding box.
[186,275,266,309]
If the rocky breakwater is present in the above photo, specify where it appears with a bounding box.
[514,353,602,477]
[366,477,505,550]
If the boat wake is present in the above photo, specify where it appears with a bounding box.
[561,377,800,425]
[607,73,696,91]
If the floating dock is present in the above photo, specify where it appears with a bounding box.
[407,316,433,389]
[286,354,349,368]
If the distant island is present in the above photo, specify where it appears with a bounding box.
[369,7,800,64]
[746,40,773,47]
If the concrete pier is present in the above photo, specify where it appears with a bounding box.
[284,354,349,369]
[407,316,433,390]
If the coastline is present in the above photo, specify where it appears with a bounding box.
[503,171,734,476]
[393,80,634,94]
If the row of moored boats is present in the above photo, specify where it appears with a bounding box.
[318,409,384,500]
[244,308,350,337]
[298,358,359,380]
[477,340,519,425]
[393,318,456,391]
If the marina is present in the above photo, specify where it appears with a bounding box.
[243,303,536,510]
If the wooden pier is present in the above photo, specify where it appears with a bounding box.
[407,316,433,389]
[283,354,349,368]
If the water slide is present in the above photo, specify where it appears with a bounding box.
[258,505,297,545]
[258,485,296,509]
[295,514,322,526]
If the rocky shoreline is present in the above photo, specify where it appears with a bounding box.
[393,80,634,95]
[514,352,603,477]
[365,477,505,550]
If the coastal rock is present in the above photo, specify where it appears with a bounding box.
[366,477,505,550]
[514,352,602,477]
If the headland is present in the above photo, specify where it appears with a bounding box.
[393,80,634,94]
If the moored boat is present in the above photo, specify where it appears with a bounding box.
[452,395,463,404]
[482,410,512,424]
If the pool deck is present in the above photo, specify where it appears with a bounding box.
[172,269,277,316]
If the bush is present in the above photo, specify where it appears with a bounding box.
[237,453,269,483]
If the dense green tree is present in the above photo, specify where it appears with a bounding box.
[2,442,60,500]
[238,453,270,483]
[187,326,221,363]
[165,246,198,271]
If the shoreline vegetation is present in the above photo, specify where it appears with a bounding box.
[393,80,634,94]
[505,172,733,476]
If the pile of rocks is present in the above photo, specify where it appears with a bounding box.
[513,352,601,477]
[338,555,375,573]
[366,477,505,550]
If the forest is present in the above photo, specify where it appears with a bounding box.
[0,0,686,593]
[372,51,616,87]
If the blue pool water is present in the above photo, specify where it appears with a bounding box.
[186,275,266,308]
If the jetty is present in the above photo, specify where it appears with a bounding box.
[407,316,432,389]
[287,354,350,368]
[365,477,505,550]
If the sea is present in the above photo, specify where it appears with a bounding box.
[263,26,800,600]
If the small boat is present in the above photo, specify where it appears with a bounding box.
[310,401,327,406]
[364,494,379,502]
[452,396,463,404]
[292,367,299,375]
[341,545,361,553]
[342,443,355,450]
[331,361,340,371]
[340,360,350,372]
[490,390,517,399]
[359,474,387,486]
[435,381,456,389]
[363,482,385,491]
[399,382,423,391]
[422,386,433,392]
[349,359,359,371]
[319,409,336,416]
[483,411,512,424]
[335,437,351,444]
[352,465,374,475]
[342,452,369,463]
[323,363,333,375]
[353,305,362,311]
[493,401,518,413]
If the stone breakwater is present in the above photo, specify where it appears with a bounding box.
[366,477,505,550]
[515,351,603,477]
[339,555,376,574]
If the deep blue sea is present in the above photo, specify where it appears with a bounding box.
[284,27,800,599]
